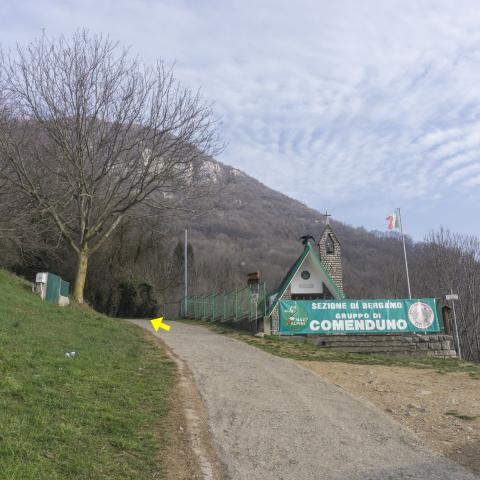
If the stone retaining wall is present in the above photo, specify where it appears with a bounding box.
[294,333,457,358]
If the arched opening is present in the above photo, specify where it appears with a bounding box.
[325,234,335,254]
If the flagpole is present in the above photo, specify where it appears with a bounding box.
[397,208,412,299]
[184,228,188,317]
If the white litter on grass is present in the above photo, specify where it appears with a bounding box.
[65,352,76,358]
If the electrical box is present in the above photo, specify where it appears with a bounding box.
[33,272,70,306]
[35,272,48,284]
[34,272,48,300]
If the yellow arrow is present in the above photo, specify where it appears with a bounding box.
[151,317,171,332]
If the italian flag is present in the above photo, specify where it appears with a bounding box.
[386,212,399,230]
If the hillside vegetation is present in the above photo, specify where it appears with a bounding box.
[0,270,174,479]
[2,159,480,362]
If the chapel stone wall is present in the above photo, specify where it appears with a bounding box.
[318,225,344,295]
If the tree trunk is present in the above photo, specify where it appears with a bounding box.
[73,247,89,303]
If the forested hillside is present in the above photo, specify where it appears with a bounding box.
[2,33,476,360]
[0,31,480,359]
[1,157,479,361]
[165,159,428,299]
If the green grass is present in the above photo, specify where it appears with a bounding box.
[445,411,479,421]
[180,319,480,377]
[0,269,175,480]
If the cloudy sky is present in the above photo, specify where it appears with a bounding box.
[2,0,480,238]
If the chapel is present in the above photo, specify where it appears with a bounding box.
[266,219,344,334]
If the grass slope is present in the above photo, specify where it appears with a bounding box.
[0,270,174,479]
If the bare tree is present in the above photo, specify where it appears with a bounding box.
[417,229,480,362]
[0,31,219,302]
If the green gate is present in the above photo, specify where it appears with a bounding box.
[45,273,70,304]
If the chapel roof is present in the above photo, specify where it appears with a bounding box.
[267,241,344,315]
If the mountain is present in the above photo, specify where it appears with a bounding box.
[3,155,478,362]
[174,159,412,299]
[0,154,416,308]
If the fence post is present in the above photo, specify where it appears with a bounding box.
[251,288,254,320]
[234,289,238,321]
[264,283,267,317]
[223,293,226,321]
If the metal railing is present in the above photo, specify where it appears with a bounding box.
[158,301,182,320]
[181,283,268,323]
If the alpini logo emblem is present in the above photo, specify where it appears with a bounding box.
[284,304,308,331]
[408,302,434,329]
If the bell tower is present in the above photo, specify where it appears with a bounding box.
[318,213,344,295]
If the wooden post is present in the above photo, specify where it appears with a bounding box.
[442,305,452,334]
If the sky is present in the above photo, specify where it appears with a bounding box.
[2,0,480,239]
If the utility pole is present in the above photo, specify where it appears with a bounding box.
[446,291,462,359]
[184,228,188,318]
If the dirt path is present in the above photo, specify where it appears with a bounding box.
[298,361,480,475]
[133,321,479,480]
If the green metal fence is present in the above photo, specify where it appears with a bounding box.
[181,283,268,323]
[45,273,70,304]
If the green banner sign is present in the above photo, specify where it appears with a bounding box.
[279,299,442,335]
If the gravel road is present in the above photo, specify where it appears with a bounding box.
[133,320,479,480]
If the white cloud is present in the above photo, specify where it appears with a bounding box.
[1,0,480,236]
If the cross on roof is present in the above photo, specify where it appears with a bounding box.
[323,211,332,225]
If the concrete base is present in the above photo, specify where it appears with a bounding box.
[261,316,271,335]
[58,295,70,307]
